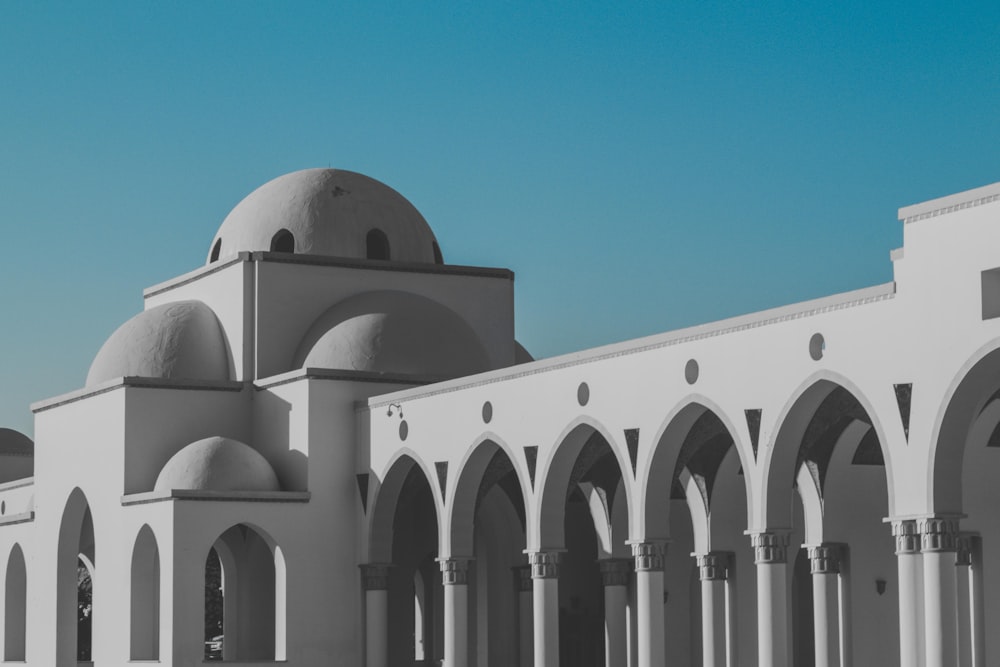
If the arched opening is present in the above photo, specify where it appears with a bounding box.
[210,238,222,263]
[767,380,895,667]
[204,547,224,661]
[449,439,529,666]
[432,241,443,265]
[369,453,441,667]
[56,488,95,666]
[130,525,160,660]
[366,229,390,260]
[536,422,633,667]
[644,401,750,665]
[269,229,295,253]
[77,557,94,662]
[937,343,1000,661]
[4,544,26,661]
[203,524,285,662]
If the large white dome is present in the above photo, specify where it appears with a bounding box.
[209,168,443,264]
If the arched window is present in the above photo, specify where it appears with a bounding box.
[4,544,26,661]
[57,489,95,665]
[270,229,295,253]
[210,239,222,263]
[366,229,390,260]
[432,242,443,265]
[204,524,286,661]
[130,526,160,660]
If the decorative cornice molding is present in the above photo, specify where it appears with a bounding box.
[899,180,1000,224]
[751,532,790,564]
[360,563,391,591]
[366,283,895,412]
[632,542,667,572]
[598,558,632,586]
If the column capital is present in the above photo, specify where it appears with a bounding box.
[527,550,561,579]
[917,517,960,553]
[438,557,472,585]
[513,564,533,591]
[694,551,731,581]
[360,563,391,591]
[955,533,975,567]
[891,519,920,555]
[598,558,632,586]
[631,541,667,571]
[750,531,790,564]
[806,543,843,574]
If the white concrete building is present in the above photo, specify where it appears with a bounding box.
[1,168,999,667]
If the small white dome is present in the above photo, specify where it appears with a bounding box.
[209,168,442,264]
[86,301,231,387]
[155,437,280,493]
[294,291,490,378]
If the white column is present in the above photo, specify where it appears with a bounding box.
[514,565,533,667]
[956,536,973,667]
[440,558,471,667]
[807,544,842,667]
[919,518,960,667]
[751,531,790,667]
[696,552,729,667]
[529,551,561,667]
[893,520,923,667]
[632,542,666,667]
[361,564,390,667]
[600,559,631,667]
[969,536,985,667]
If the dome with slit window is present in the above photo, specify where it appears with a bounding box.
[208,168,443,265]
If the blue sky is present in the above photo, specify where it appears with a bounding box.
[1,1,999,435]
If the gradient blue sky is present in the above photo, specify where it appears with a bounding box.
[2,1,999,435]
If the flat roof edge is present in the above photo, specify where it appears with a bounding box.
[898,180,1000,223]
[32,378,246,413]
[143,252,513,299]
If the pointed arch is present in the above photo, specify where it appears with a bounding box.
[56,487,94,666]
[4,543,26,661]
[130,525,160,660]
[641,396,748,542]
[534,417,633,551]
[761,372,895,530]
[369,449,442,564]
[446,433,530,558]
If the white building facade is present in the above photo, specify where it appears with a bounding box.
[1,168,999,667]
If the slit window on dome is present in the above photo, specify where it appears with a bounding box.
[366,229,390,260]
[210,239,222,263]
[270,229,295,253]
[432,241,443,265]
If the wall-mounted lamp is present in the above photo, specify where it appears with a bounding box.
[875,578,887,596]
[387,403,403,418]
